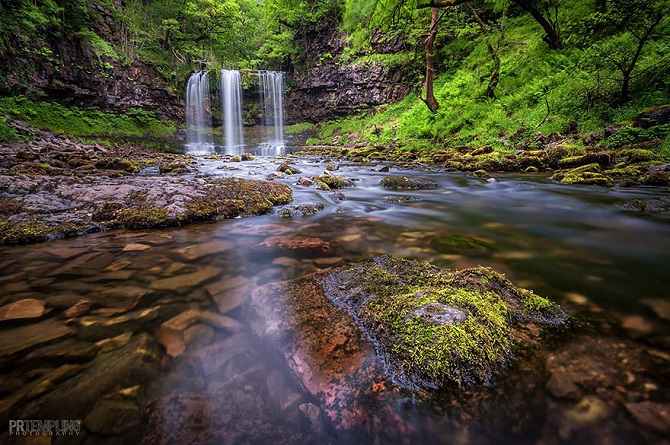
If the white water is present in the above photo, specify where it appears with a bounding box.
[258,71,285,147]
[185,71,214,154]
[220,70,245,154]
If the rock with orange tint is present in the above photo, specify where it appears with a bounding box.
[248,271,402,435]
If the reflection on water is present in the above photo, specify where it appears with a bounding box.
[0,157,668,444]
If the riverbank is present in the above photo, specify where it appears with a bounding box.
[0,121,291,245]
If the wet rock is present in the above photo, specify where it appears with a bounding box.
[625,401,670,434]
[641,298,670,322]
[95,332,133,353]
[172,240,233,261]
[323,256,567,388]
[73,308,159,341]
[64,300,91,318]
[299,403,325,435]
[0,364,84,424]
[21,339,99,367]
[104,260,133,272]
[0,318,73,356]
[183,323,215,349]
[266,369,304,412]
[0,299,46,322]
[206,275,253,314]
[380,195,417,204]
[295,176,313,186]
[122,243,151,252]
[254,236,331,252]
[19,334,159,421]
[150,266,221,290]
[189,333,248,376]
[564,395,610,426]
[333,191,346,201]
[545,369,583,400]
[372,164,390,172]
[84,397,141,435]
[277,162,301,175]
[380,175,439,189]
[277,203,325,217]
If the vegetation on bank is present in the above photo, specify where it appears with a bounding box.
[0,97,175,142]
[310,0,670,159]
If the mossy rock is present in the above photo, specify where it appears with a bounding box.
[559,171,614,187]
[380,175,439,190]
[558,151,613,169]
[310,175,351,189]
[322,256,568,389]
[618,148,658,164]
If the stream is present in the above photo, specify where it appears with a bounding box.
[1,152,669,444]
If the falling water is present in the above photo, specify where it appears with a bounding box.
[220,70,245,154]
[185,71,214,154]
[258,71,285,147]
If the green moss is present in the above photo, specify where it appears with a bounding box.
[380,175,439,190]
[324,256,567,389]
[0,219,87,245]
[112,207,170,229]
[431,235,493,251]
[618,148,657,163]
[311,175,351,189]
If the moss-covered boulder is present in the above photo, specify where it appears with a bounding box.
[323,256,567,388]
[248,256,568,434]
[380,175,439,189]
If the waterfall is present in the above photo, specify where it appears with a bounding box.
[185,71,214,154]
[220,69,245,154]
[258,70,285,146]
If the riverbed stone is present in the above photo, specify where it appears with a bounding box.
[0,299,46,322]
[380,175,439,189]
[150,266,222,290]
[624,401,670,434]
[0,318,73,357]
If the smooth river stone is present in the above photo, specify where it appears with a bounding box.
[0,299,46,321]
[172,240,234,261]
[0,318,73,356]
[122,243,151,252]
[150,266,222,290]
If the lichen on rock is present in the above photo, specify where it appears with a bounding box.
[321,256,568,389]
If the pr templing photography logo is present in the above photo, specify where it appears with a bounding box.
[8,419,81,436]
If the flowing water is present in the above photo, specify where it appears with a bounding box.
[220,70,245,154]
[258,71,286,148]
[1,155,669,444]
[185,71,214,154]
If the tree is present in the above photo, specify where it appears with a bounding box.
[422,7,440,112]
[511,0,561,49]
[466,2,506,98]
[589,0,667,102]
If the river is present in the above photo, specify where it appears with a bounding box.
[0,153,668,444]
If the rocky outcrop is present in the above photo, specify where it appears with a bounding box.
[0,3,180,119]
[286,24,413,123]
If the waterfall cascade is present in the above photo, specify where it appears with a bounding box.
[258,71,285,147]
[220,69,245,154]
[185,71,214,154]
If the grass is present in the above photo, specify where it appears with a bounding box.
[0,96,176,139]
[311,5,670,155]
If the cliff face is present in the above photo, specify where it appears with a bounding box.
[0,3,180,120]
[285,25,415,124]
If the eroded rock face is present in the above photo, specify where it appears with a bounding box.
[285,22,412,123]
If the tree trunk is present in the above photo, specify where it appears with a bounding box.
[422,7,440,113]
[513,0,562,49]
[467,3,501,98]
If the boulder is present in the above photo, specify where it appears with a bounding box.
[633,105,670,129]
[248,256,568,434]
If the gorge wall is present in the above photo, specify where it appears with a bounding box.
[285,24,415,124]
[0,2,180,120]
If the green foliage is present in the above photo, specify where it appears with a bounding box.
[0,96,175,139]
[0,117,18,143]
